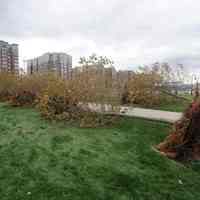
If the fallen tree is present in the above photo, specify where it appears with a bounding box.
[157,99,200,162]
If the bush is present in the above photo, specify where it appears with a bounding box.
[38,76,76,117]
[38,77,82,122]
[123,72,180,107]
[0,71,119,127]
[10,73,50,106]
[38,77,119,127]
[10,91,37,106]
[0,72,18,101]
[125,73,163,106]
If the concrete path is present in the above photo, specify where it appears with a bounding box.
[86,103,183,123]
[119,106,182,123]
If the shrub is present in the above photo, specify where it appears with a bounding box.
[124,72,180,107]
[38,76,119,127]
[38,77,81,120]
[79,112,119,128]
[125,73,163,106]
[0,71,119,127]
[0,72,18,101]
[11,91,37,106]
[10,73,49,106]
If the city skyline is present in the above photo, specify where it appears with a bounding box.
[1,0,200,73]
[1,38,199,75]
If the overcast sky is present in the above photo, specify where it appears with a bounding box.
[1,0,200,72]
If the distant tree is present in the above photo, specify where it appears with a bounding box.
[176,64,185,83]
[124,62,190,106]
[79,53,114,66]
[139,62,187,84]
[138,63,172,82]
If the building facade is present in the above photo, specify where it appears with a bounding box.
[27,52,72,79]
[0,40,19,73]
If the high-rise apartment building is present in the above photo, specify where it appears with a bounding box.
[0,40,19,73]
[27,52,72,79]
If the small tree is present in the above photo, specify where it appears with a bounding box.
[126,72,163,106]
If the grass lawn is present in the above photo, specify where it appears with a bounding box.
[0,103,199,200]
[130,98,192,112]
[154,94,194,112]
[153,100,191,112]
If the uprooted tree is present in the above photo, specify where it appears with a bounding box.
[157,98,200,162]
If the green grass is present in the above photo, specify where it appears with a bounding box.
[133,94,194,112]
[0,103,199,200]
[148,94,193,112]
[131,98,192,112]
[154,100,190,112]
[154,94,194,112]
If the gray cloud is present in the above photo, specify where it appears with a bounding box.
[1,0,200,71]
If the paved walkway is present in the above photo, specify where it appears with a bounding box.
[86,103,183,123]
[119,106,182,123]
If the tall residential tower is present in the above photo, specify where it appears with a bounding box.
[0,40,19,73]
